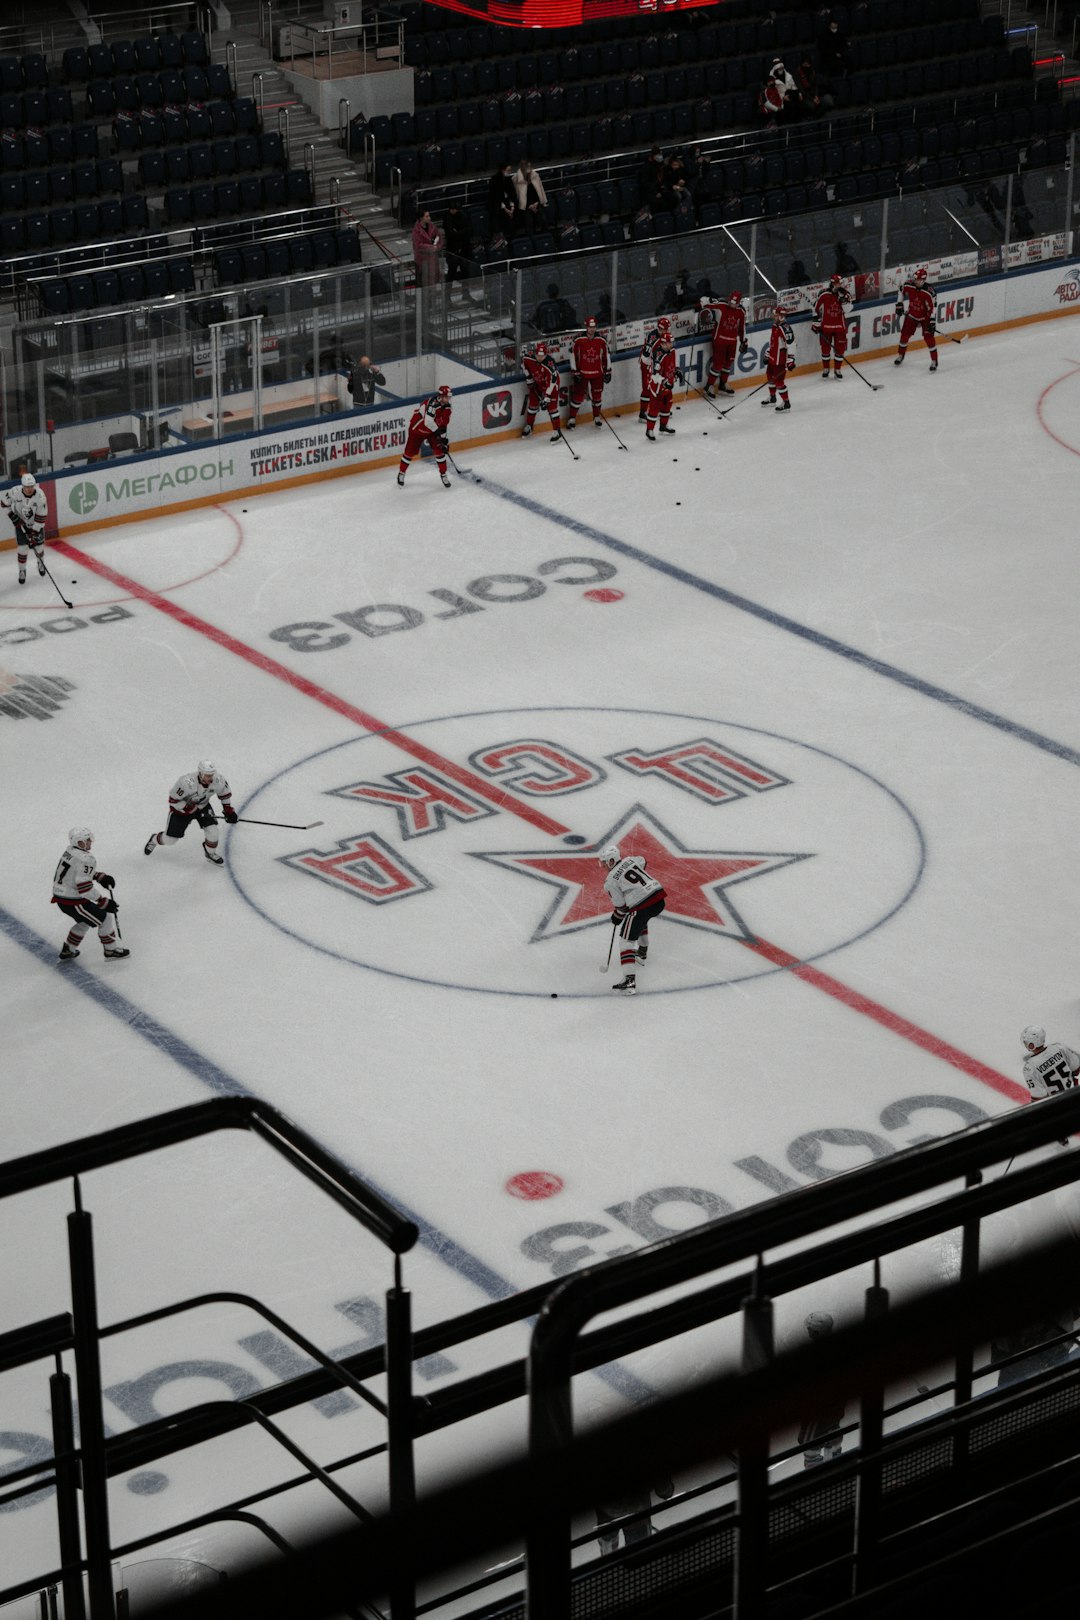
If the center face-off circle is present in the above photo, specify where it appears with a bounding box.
[229,706,924,999]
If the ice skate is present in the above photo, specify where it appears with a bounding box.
[521,423,532,437]
[718,382,735,396]
[929,360,938,372]
[18,565,25,583]
[645,428,656,442]
[144,833,158,855]
[821,369,830,379]
[565,417,576,430]
[636,942,648,962]
[833,368,843,379]
[396,471,405,486]
[36,555,46,575]
[893,354,905,367]
[202,841,224,865]
[103,946,131,959]
[762,395,776,407]
[638,409,648,421]
[659,424,676,435]
[441,472,452,488]
[59,942,79,961]
[593,415,602,427]
[703,385,716,400]
[549,430,563,444]
[776,399,791,411]
[612,974,637,994]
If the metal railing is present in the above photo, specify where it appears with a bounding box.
[0,1098,417,1620]
[284,16,405,80]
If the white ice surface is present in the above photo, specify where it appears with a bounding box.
[3,318,1080,1604]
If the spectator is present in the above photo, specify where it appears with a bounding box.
[835,240,860,275]
[346,355,386,405]
[595,1478,674,1555]
[641,146,667,208]
[443,201,477,301]
[671,178,696,232]
[758,67,789,124]
[661,266,698,312]
[787,258,812,287]
[818,16,851,82]
[596,290,626,327]
[513,158,550,232]
[488,161,518,236]
[1011,172,1035,238]
[797,1312,846,1467]
[532,281,578,337]
[411,209,443,289]
[770,58,801,114]
[795,54,833,114]
[685,145,713,206]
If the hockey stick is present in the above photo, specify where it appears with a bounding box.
[218,816,326,830]
[718,379,771,417]
[946,333,967,346]
[684,380,725,418]
[39,556,73,610]
[598,411,629,451]
[552,425,579,461]
[839,356,883,391]
[599,919,618,973]
[443,446,475,479]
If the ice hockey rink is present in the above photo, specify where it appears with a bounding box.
[4,312,1080,1608]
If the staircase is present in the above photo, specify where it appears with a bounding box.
[212,2,414,263]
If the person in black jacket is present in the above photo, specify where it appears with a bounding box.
[444,201,477,302]
[346,355,386,405]
[488,161,518,237]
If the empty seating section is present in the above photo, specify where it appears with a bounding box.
[0,30,351,312]
[376,0,1028,196]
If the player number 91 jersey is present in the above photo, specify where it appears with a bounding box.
[603,856,664,911]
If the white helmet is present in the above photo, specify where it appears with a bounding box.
[21,472,37,489]
[598,843,621,869]
[68,827,93,850]
[197,759,216,779]
[1022,1025,1046,1051]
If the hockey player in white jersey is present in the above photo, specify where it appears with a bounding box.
[144,761,237,865]
[1021,1026,1080,1146]
[52,828,130,961]
[599,843,666,995]
[3,473,48,585]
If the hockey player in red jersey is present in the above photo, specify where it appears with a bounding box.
[522,344,563,440]
[639,316,670,421]
[644,333,682,440]
[700,291,748,397]
[894,267,939,372]
[397,385,453,487]
[566,317,611,429]
[762,306,796,412]
[812,275,851,379]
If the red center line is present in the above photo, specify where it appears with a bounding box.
[743,937,1026,1102]
[59,540,1025,1101]
[55,540,570,838]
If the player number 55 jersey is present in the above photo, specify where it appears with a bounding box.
[1023,1042,1080,1098]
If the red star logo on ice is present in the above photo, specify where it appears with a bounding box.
[472,806,811,943]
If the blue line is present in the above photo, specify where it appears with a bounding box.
[472,477,1080,768]
[2,904,652,1404]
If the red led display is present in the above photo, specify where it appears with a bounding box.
[427,0,720,26]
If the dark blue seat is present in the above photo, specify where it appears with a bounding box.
[24,171,48,208]
[111,41,137,75]
[207,63,232,99]
[92,269,120,307]
[211,138,236,175]
[63,47,90,83]
[263,239,290,277]
[165,147,190,183]
[238,174,262,212]
[48,167,72,203]
[259,132,285,168]
[67,273,96,310]
[169,258,195,292]
[1,132,24,170]
[164,186,191,223]
[74,203,101,240]
[143,260,169,297]
[97,157,123,194]
[311,229,338,267]
[41,278,70,314]
[112,77,139,113]
[137,73,163,107]
[188,141,213,179]
[215,179,239,213]
[139,150,167,187]
[190,184,216,219]
[87,81,116,117]
[262,171,286,208]
[181,30,209,64]
[122,194,148,231]
[0,173,23,210]
[209,102,235,136]
[289,236,315,272]
[135,37,161,71]
[158,33,184,70]
[183,66,209,99]
[88,43,114,77]
[73,161,97,198]
[286,169,312,204]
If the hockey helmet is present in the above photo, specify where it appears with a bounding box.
[437,383,452,398]
[598,843,621,869]
[830,274,844,286]
[534,343,547,358]
[805,1312,834,1338]
[657,317,671,334]
[20,471,37,489]
[584,315,597,330]
[1022,1025,1046,1051]
[68,827,93,850]
[914,266,928,281]
[729,290,744,304]
[197,759,216,781]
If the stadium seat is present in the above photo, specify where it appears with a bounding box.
[289,236,315,272]
[264,239,290,278]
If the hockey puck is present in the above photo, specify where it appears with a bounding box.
[550,992,558,998]
[562,833,587,845]
[71,579,76,584]
[676,501,681,505]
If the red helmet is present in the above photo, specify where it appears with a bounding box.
[657,317,671,334]
[914,266,928,281]
[534,343,547,358]
[584,315,597,330]
[830,274,844,286]
[437,383,452,398]
[729,290,743,304]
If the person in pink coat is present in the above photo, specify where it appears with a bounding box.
[412,209,443,289]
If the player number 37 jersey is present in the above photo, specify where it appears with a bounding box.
[603,855,665,912]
